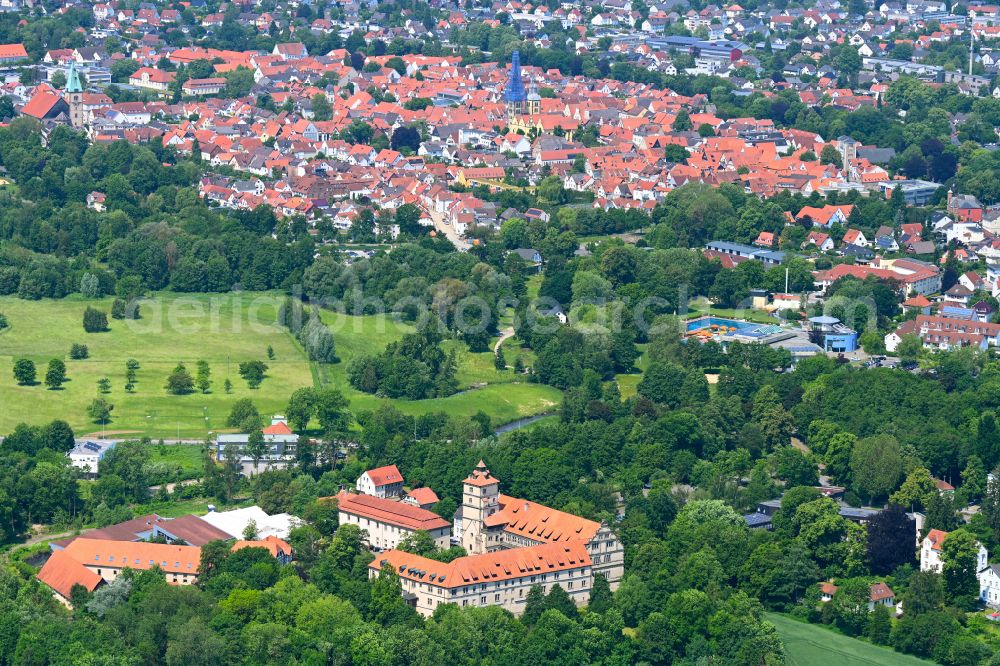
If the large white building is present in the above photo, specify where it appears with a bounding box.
[371,541,593,617]
[337,491,451,551]
[457,461,624,587]
[369,461,625,617]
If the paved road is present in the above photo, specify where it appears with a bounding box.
[429,209,471,251]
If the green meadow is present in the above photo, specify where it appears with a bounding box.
[0,293,562,438]
[766,614,933,666]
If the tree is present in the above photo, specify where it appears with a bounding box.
[286,387,316,432]
[866,504,916,574]
[494,346,506,371]
[88,398,113,424]
[69,343,89,359]
[13,358,35,385]
[588,573,613,614]
[890,466,937,511]
[902,570,944,615]
[896,333,923,363]
[228,399,260,430]
[311,93,332,121]
[246,428,266,473]
[165,363,194,394]
[239,360,268,389]
[544,584,578,620]
[850,434,904,501]
[673,109,693,131]
[83,306,109,332]
[80,272,100,298]
[523,584,546,625]
[867,604,892,645]
[831,579,872,636]
[940,529,980,607]
[196,360,211,394]
[97,377,111,394]
[45,359,67,390]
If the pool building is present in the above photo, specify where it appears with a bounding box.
[806,316,858,353]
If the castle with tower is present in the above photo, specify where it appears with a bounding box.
[458,460,624,587]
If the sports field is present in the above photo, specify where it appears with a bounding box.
[0,293,562,438]
[766,613,934,666]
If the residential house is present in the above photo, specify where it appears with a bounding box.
[356,465,405,498]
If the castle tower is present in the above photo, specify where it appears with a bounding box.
[461,460,500,555]
[66,62,85,129]
[504,51,526,124]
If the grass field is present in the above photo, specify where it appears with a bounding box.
[0,293,562,438]
[0,292,312,439]
[766,614,933,666]
[315,310,562,425]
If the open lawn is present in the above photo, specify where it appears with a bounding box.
[315,310,563,425]
[766,614,933,666]
[0,292,312,439]
[0,294,562,438]
[686,298,779,325]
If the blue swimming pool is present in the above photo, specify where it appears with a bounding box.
[686,317,783,338]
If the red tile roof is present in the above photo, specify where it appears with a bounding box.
[364,464,403,486]
[36,551,103,599]
[21,91,64,119]
[336,492,450,531]
[62,538,201,575]
[231,535,292,558]
[371,541,592,588]
[488,495,601,543]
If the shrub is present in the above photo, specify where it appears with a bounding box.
[83,307,109,333]
[69,343,89,359]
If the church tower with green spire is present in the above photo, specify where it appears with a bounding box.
[66,62,85,129]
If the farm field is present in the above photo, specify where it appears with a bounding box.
[766,613,934,666]
[0,293,562,438]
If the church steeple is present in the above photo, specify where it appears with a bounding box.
[504,50,526,122]
[65,61,85,129]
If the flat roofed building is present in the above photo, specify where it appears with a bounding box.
[337,491,451,551]
[370,541,593,617]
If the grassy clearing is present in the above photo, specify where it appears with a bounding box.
[316,311,563,425]
[766,613,933,666]
[0,295,562,437]
[148,443,205,476]
[686,298,779,325]
[0,292,312,438]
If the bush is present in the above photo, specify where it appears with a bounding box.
[69,343,89,359]
[0,312,7,329]
[83,307,109,333]
[111,298,126,319]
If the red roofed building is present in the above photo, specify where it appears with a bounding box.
[0,43,28,64]
[21,90,69,120]
[129,67,175,92]
[36,550,104,607]
[232,535,293,563]
[370,541,593,617]
[336,491,452,550]
[458,461,623,588]
[356,464,405,498]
